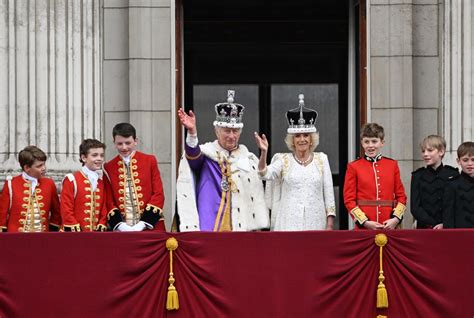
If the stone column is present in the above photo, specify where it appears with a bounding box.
[103,0,175,226]
[0,0,102,182]
[369,0,414,227]
[442,0,473,164]
[412,1,442,167]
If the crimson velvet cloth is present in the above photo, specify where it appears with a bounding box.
[0,230,473,318]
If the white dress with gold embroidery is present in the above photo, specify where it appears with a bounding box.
[261,152,336,231]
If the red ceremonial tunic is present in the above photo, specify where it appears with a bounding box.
[60,171,108,232]
[0,175,61,232]
[343,155,407,229]
[103,151,165,230]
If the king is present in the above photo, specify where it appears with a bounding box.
[176,90,269,231]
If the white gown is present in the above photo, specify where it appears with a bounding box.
[261,152,336,231]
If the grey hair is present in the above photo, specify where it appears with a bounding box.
[284,132,319,153]
[214,126,242,136]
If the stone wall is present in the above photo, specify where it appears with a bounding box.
[369,0,474,227]
[0,0,102,182]
[369,0,440,227]
[103,0,175,225]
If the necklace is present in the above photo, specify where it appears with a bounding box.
[293,153,312,165]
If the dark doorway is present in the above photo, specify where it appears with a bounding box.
[182,0,350,229]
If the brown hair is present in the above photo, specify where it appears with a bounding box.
[79,139,106,165]
[457,141,474,158]
[360,123,385,140]
[18,146,47,171]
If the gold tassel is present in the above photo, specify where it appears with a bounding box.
[375,233,389,309]
[376,316,388,318]
[166,237,179,311]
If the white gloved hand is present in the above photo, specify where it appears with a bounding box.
[131,221,147,232]
[116,223,134,232]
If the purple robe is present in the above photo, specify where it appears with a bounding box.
[185,143,231,231]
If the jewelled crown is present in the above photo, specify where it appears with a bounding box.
[213,90,245,129]
[285,94,318,134]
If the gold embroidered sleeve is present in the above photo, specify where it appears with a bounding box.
[326,206,336,217]
[63,224,81,232]
[391,202,406,220]
[96,224,107,232]
[350,207,368,225]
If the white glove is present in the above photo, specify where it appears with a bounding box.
[116,223,134,232]
[131,221,147,232]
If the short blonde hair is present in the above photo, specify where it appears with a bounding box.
[420,135,446,158]
[284,132,319,153]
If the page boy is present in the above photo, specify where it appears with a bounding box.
[0,146,61,232]
[411,135,458,229]
[343,123,407,230]
[103,123,165,232]
[444,141,474,228]
[61,139,108,232]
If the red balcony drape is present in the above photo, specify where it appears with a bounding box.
[0,230,473,317]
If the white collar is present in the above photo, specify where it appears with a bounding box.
[120,151,135,165]
[81,166,100,191]
[22,172,38,191]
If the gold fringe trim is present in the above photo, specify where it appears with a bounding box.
[375,234,389,309]
[166,237,179,311]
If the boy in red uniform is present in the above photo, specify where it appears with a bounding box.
[343,123,407,230]
[104,123,165,231]
[0,146,61,232]
[61,139,108,232]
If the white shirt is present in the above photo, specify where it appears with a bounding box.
[81,166,100,192]
[22,172,38,192]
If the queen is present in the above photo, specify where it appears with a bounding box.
[255,94,336,231]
